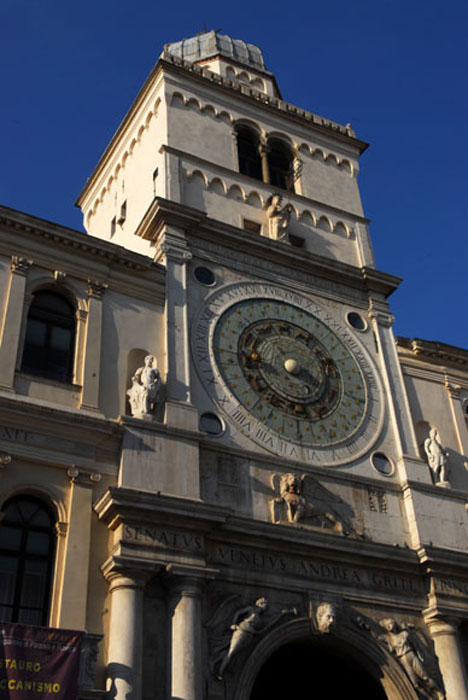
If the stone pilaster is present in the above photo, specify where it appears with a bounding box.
[80,279,107,412]
[368,299,421,462]
[445,380,468,460]
[0,255,33,390]
[56,468,100,629]
[156,229,198,431]
[424,613,468,700]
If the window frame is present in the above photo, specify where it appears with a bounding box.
[20,289,77,384]
[0,495,56,626]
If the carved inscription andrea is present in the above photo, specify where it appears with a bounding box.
[210,544,420,594]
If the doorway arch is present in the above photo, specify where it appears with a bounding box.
[250,638,387,698]
[234,618,419,700]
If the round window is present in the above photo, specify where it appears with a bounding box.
[371,452,394,476]
[194,266,216,286]
[346,311,367,332]
[199,412,224,436]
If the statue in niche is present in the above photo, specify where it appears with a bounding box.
[127,355,161,417]
[315,602,336,634]
[270,472,362,537]
[424,428,449,485]
[378,618,445,700]
[265,193,292,242]
[207,595,297,680]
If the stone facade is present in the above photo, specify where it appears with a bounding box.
[0,30,467,700]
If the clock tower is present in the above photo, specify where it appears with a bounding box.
[75,30,467,700]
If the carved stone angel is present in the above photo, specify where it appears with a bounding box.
[127,355,161,417]
[206,595,297,681]
[378,618,445,699]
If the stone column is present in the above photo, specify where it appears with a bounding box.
[0,256,32,390]
[258,143,270,184]
[426,617,468,700]
[80,279,107,412]
[167,564,218,700]
[104,565,148,700]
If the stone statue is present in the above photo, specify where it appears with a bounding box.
[270,472,354,536]
[210,596,297,680]
[378,618,444,699]
[217,597,268,679]
[316,603,336,634]
[265,193,292,242]
[127,355,161,417]
[424,428,449,485]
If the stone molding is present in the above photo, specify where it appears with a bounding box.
[10,255,33,275]
[87,279,108,298]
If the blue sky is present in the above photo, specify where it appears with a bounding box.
[1,0,467,348]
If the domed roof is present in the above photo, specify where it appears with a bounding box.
[163,30,267,73]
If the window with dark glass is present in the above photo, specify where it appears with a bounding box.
[21,291,76,382]
[236,126,262,181]
[0,496,56,626]
[267,139,294,191]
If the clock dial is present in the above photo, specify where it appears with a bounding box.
[193,283,383,466]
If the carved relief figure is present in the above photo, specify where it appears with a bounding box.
[207,595,297,680]
[216,597,268,679]
[270,472,359,536]
[424,428,449,485]
[127,355,161,416]
[316,602,336,634]
[265,193,292,242]
[379,618,444,699]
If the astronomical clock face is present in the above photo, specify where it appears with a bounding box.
[193,282,384,466]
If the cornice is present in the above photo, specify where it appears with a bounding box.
[136,197,401,298]
[159,55,368,152]
[0,204,166,303]
[0,205,159,272]
[76,56,368,208]
[94,486,231,530]
[397,337,468,369]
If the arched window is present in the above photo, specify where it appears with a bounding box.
[267,139,294,191]
[236,126,263,181]
[0,496,56,625]
[21,290,76,382]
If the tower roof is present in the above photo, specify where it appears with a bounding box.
[163,30,267,73]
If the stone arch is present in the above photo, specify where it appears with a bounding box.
[234,617,418,700]
[170,91,185,107]
[246,191,263,208]
[208,177,226,194]
[0,484,67,525]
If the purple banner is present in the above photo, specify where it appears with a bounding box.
[0,624,83,699]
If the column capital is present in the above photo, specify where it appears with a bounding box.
[87,279,108,298]
[10,255,33,275]
[445,379,462,399]
[423,606,461,636]
[165,563,218,594]
[157,230,192,263]
[101,555,159,590]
